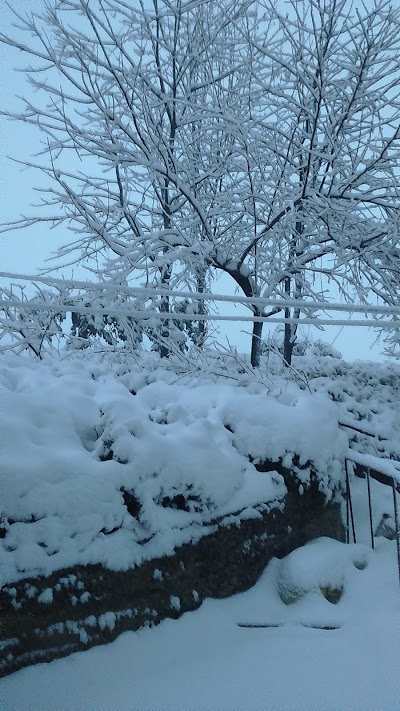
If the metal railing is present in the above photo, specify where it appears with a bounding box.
[342,431,400,590]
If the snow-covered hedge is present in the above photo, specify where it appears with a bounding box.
[295,355,400,461]
[0,351,351,585]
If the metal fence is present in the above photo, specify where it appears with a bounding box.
[343,438,400,590]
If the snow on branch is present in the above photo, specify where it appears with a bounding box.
[1,0,400,364]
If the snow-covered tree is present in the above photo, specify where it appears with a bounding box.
[237,0,400,364]
[1,0,400,365]
[0,0,252,354]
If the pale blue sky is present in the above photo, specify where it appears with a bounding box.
[0,0,390,362]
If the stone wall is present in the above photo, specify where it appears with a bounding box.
[1,466,345,677]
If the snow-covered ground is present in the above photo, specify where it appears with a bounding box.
[2,535,399,711]
[1,348,400,709]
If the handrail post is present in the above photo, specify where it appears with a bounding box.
[345,459,356,544]
[392,479,400,590]
[366,468,375,550]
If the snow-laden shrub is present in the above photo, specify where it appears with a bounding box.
[262,327,342,360]
[277,538,370,605]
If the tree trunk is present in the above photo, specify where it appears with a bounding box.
[283,308,300,367]
[251,315,263,367]
[159,254,172,359]
[195,266,207,349]
[283,275,293,366]
[283,317,293,367]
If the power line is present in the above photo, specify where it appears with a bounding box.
[1,299,399,329]
[1,271,400,316]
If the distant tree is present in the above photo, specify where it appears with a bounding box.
[67,293,143,350]
[1,0,400,365]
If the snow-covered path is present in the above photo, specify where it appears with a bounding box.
[3,539,399,711]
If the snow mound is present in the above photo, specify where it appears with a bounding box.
[277,537,370,605]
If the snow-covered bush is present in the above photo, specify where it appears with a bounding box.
[0,350,350,584]
[262,327,342,361]
[277,538,370,605]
